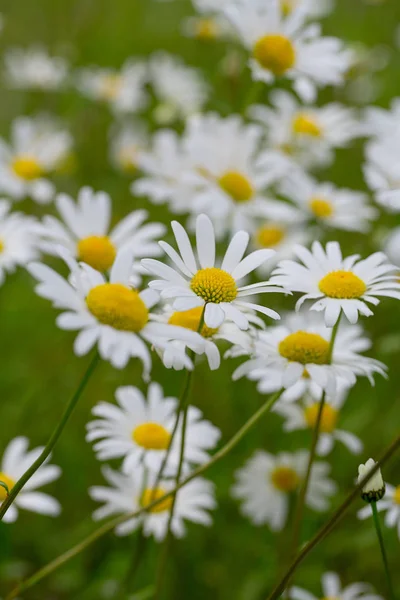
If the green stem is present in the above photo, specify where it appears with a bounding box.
[0,352,100,521]
[371,501,396,600]
[5,388,283,600]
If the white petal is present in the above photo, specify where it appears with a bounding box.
[205,303,225,328]
[196,214,216,268]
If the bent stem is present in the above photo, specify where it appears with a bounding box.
[5,388,283,600]
[371,501,396,600]
[0,351,100,521]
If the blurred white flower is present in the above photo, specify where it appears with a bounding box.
[0,437,61,523]
[289,572,383,600]
[4,46,69,90]
[109,123,148,173]
[364,135,400,212]
[363,98,400,140]
[384,226,400,267]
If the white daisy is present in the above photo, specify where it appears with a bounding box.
[249,90,360,169]
[0,115,73,204]
[0,200,39,286]
[357,458,385,502]
[289,572,383,600]
[4,46,69,91]
[363,98,400,140]
[142,213,284,331]
[109,123,148,174]
[28,247,204,376]
[232,312,387,400]
[364,135,400,212]
[225,0,350,101]
[87,382,221,475]
[0,437,61,523]
[149,53,209,124]
[35,186,165,285]
[232,450,336,530]
[271,241,400,326]
[76,60,147,113]
[279,170,377,232]
[90,464,216,539]
[358,482,400,540]
[274,387,363,456]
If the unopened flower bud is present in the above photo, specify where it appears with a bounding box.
[358,458,385,503]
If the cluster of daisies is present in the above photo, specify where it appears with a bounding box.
[1,0,400,596]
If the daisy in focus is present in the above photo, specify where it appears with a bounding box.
[36,186,165,285]
[232,450,336,530]
[289,571,383,600]
[0,200,39,286]
[90,464,216,539]
[28,247,204,375]
[76,60,147,113]
[4,46,69,91]
[87,382,221,474]
[271,241,400,326]
[225,0,350,101]
[142,213,284,330]
[364,134,400,212]
[109,123,147,173]
[0,437,61,523]
[0,115,73,204]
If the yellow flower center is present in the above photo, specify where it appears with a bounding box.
[393,486,400,505]
[132,423,171,450]
[194,17,219,40]
[0,473,14,502]
[190,268,237,304]
[271,466,300,492]
[292,113,322,137]
[12,155,43,180]
[279,331,330,365]
[141,487,173,513]
[218,170,254,203]
[281,0,295,15]
[0,239,4,254]
[304,403,338,433]
[309,197,333,218]
[77,236,117,272]
[100,74,122,100]
[256,225,285,248]
[118,146,137,173]
[318,271,367,299]
[86,283,148,332]
[253,34,296,76]
[168,306,218,338]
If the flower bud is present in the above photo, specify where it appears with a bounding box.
[358,458,385,503]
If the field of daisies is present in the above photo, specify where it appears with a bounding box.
[1,0,400,599]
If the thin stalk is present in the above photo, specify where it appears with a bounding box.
[371,501,396,600]
[5,388,284,600]
[0,352,100,521]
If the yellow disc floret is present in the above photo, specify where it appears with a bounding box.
[256,225,285,248]
[281,0,296,15]
[0,239,4,254]
[0,473,14,502]
[218,171,254,203]
[194,17,219,40]
[309,197,333,218]
[118,146,137,173]
[168,306,218,338]
[12,155,43,180]
[100,74,122,100]
[141,487,173,513]
[77,235,117,272]
[271,466,300,492]
[279,331,330,365]
[292,113,322,137]
[318,271,367,299]
[253,34,296,76]
[86,283,148,332]
[393,485,400,505]
[190,268,237,303]
[304,403,339,433]
[133,423,171,450]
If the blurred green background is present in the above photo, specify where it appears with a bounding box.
[1,0,400,598]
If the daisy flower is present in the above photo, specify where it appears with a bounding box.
[357,458,385,502]
[142,213,284,331]
[232,312,387,400]
[0,115,73,204]
[87,382,220,474]
[271,241,400,326]
[289,572,383,600]
[28,247,204,376]
[0,437,61,523]
[36,186,165,285]
[76,60,147,114]
[358,482,400,540]
[149,53,209,124]
[109,123,148,174]
[274,386,363,456]
[364,135,400,212]
[225,0,350,101]
[280,170,377,232]
[4,46,69,91]
[232,450,336,530]
[90,464,216,539]
[249,91,360,169]
[0,200,39,286]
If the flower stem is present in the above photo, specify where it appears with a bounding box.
[5,388,283,599]
[0,351,100,521]
[371,501,396,600]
